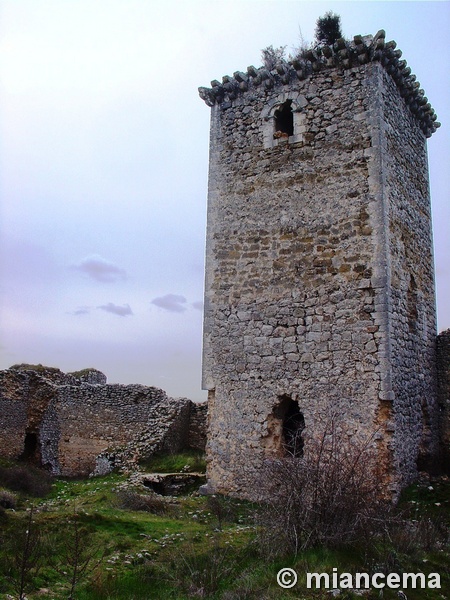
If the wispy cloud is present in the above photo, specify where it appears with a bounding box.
[151,294,187,313]
[71,255,127,283]
[192,301,203,311]
[73,306,91,316]
[98,303,133,317]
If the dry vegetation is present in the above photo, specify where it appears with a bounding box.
[0,443,448,599]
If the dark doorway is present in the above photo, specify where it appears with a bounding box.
[274,395,305,457]
[19,432,40,463]
[274,100,294,136]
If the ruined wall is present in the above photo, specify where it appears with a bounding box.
[187,401,208,451]
[0,370,35,459]
[200,32,439,498]
[437,330,450,468]
[48,384,189,476]
[0,367,207,477]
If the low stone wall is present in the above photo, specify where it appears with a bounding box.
[437,330,450,469]
[0,366,207,477]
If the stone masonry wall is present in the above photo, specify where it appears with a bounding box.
[378,65,439,480]
[200,31,439,498]
[0,366,207,477]
[0,370,36,459]
[437,330,450,468]
[188,401,208,451]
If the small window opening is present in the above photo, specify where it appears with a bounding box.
[274,100,294,137]
[274,395,305,457]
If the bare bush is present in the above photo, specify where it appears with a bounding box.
[261,45,286,70]
[115,489,167,514]
[206,494,238,531]
[0,464,52,497]
[2,506,44,599]
[386,514,449,555]
[51,510,104,600]
[0,489,17,510]
[256,419,389,555]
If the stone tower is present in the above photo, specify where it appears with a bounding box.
[199,30,440,499]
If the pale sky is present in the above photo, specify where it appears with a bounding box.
[1,1,449,401]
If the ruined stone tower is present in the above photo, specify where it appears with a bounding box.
[199,30,440,499]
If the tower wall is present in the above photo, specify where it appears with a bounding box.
[377,66,438,477]
[200,34,439,498]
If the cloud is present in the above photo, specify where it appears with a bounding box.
[73,306,91,316]
[151,294,187,313]
[71,255,127,283]
[192,301,203,311]
[98,303,133,317]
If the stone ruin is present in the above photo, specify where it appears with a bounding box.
[437,330,450,468]
[0,364,207,477]
[199,29,446,499]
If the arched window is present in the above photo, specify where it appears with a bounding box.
[261,95,306,148]
[274,100,294,137]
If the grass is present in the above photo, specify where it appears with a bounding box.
[0,459,448,599]
[9,363,61,374]
[139,450,206,474]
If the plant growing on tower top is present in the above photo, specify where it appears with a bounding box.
[315,11,342,46]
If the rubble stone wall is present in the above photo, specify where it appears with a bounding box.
[0,370,31,459]
[188,402,208,451]
[0,367,207,477]
[437,330,450,468]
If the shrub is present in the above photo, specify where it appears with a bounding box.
[388,514,449,554]
[206,494,238,530]
[256,418,389,555]
[1,505,44,599]
[51,511,105,600]
[261,45,286,71]
[315,12,342,46]
[0,464,52,497]
[0,489,17,510]
[115,489,167,514]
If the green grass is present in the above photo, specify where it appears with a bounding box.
[9,362,61,373]
[0,460,448,599]
[139,450,206,474]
